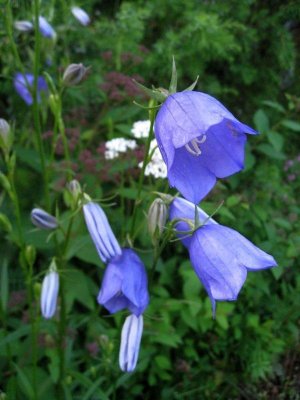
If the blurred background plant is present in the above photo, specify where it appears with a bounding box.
[0,0,299,399]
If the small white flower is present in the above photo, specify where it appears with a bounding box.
[131,120,151,139]
[119,314,144,372]
[71,6,91,26]
[139,139,167,179]
[41,270,59,319]
[104,138,137,160]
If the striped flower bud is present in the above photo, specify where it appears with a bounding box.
[71,6,90,26]
[14,20,33,32]
[148,198,168,241]
[41,262,59,319]
[31,208,58,230]
[83,202,121,263]
[119,314,143,372]
[62,63,89,87]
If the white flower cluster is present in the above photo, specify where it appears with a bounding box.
[131,120,151,139]
[105,138,137,160]
[139,139,167,179]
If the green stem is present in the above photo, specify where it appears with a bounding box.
[130,100,157,240]
[149,231,172,284]
[33,0,51,210]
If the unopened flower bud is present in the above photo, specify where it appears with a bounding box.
[14,20,33,32]
[41,261,59,319]
[25,245,36,267]
[148,198,168,240]
[71,6,90,26]
[31,208,58,230]
[0,119,11,151]
[62,63,89,87]
[119,314,143,372]
[67,179,82,199]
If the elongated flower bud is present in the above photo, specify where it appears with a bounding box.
[71,6,90,26]
[39,16,56,39]
[148,198,168,240]
[62,63,89,87]
[119,314,143,372]
[83,202,121,263]
[0,119,11,151]
[31,208,58,230]
[41,268,59,319]
[14,21,33,32]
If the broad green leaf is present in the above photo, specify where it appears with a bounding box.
[267,130,284,152]
[0,325,31,348]
[281,119,300,132]
[257,143,286,160]
[15,146,42,172]
[14,363,35,399]
[253,109,269,133]
[66,235,101,266]
[262,100,285,113]
[64,268,97,311]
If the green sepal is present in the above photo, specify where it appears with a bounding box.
[133,80,167,103]
[183,75,199,92]
[169,56,177,93]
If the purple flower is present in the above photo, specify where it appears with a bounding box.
[39,16,56,38]
[41,270,59,319]
[14,73,48,105]
[155,91,257,204]
[97,248,149,316]
[170,197,277,314]
[71,6,90,26]
[31,208,58,230]
[83,202,122,263]
[119,314,143,372]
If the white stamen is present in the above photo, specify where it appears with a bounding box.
[185,135,207,156]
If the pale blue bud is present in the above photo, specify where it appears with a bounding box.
[14,21,33,32]
[71,6,90,26]
[41,270,59,319]
[31,208,58,230]
[119,314,143,372]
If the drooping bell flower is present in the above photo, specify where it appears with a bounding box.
[71,6,90,26]
[41,265,59,319]
[14,73,48,105]
[83,202,122,263]
[38,16,56,39]
[155,91,258,204]
[119,314,144,372]
[170,197,277,314]
[97,248,149,316]
[31,208,58,230]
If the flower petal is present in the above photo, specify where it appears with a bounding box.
[189,226,248,302]
[97,249,149,316]
[168,146,216,204]
[197,120,247,178]
[169,197,216,248]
